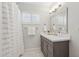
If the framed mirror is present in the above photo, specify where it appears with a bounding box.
[50,7,68,34]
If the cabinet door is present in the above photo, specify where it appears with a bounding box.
[41,36,44,52]
[48,40,53,57]
[41,36,48,57]
[53,41,69,57]
[43,38,48,57]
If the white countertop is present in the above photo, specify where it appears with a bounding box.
[40,33,70,42]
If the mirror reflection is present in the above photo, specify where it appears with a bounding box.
[49,7,68,34]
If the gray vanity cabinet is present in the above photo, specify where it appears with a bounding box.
[43,38,48,57]
[47,40,53,57]
[40,35,69,57]
[41,36,48,57]
[53,41,69,57]
[41,36,44,53]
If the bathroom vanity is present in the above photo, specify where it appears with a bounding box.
[41,4,70,57]
[40,33,70,57]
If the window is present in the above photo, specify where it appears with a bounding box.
[22,13,31,23]
[22,13,40,24]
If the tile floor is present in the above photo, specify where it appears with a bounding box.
[22,48,44,57]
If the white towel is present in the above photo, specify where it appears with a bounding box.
[28,26,36,35]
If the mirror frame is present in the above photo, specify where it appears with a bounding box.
[49,7,68,33]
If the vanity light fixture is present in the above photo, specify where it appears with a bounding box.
[49,2,64,14]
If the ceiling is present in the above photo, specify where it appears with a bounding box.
[17,2,57,13]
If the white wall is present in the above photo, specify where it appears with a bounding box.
[23,24,41,49]
[22,12,50,50]
[65,2,79,57]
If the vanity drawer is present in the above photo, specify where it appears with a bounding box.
[53,41,69,46]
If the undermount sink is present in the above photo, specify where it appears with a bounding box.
[47,32,58,36]
[40,32,70,42]
[47,33,58,36]
[47,32,68,37]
